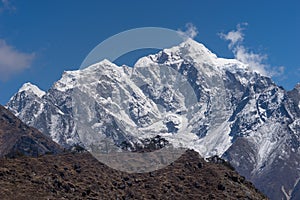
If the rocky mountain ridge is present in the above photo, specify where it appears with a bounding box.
[0,105,63,158]
[6,39,300,199]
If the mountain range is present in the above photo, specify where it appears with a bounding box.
[0,104,267,199]
[6,39,300,200]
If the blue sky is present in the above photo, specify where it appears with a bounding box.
[0,0,299,104]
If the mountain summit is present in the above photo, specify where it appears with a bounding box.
[18,82,46,98]
[6,39,300,199]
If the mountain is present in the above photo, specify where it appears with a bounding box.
[0,105,63,158]
[6,38,300,199]
[0,149,267,199]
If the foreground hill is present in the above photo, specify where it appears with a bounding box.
[0,150,267,200]
[7,39,300,199]
[0,105,63,158]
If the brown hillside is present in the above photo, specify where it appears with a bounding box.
[0,150,268,200]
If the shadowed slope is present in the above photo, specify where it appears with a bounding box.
[0,105,63,158]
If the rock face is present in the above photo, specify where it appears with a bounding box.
[0,105,63,158]
[0,150,268,200]
[6,39,300,199]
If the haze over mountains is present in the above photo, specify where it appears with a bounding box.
[6,39,300,199]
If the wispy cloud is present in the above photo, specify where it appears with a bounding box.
[178,23,198,39]
[296,68,300,77]
[0,39,35,81]
[219,23,284,77]
[0,0,16,13]
[219,23,247,49]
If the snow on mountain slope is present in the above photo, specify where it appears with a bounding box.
[18,82,46,98]
[6,39,300,200]
[7,82,45,123]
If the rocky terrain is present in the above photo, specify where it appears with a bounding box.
[6,39,300,199]
[0,105,268,199]
[0,150,267,200]
[0,105,63,158]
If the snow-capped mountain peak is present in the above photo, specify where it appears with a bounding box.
[53,70,80,92]
[18,82,45,98]
[53,59,127,92]
[179,38,217,58]
[6,38,300,200]
[85,59,118,69]
[135,38,218,67]
[135,38,250,79]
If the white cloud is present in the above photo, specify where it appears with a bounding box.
[0,39,35,81]
[219,23,247,48]
[0,0,16,13]
[178,23,198,39]
[269,65,285,77]
[220,23,284,77]
[234,45,268,75]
